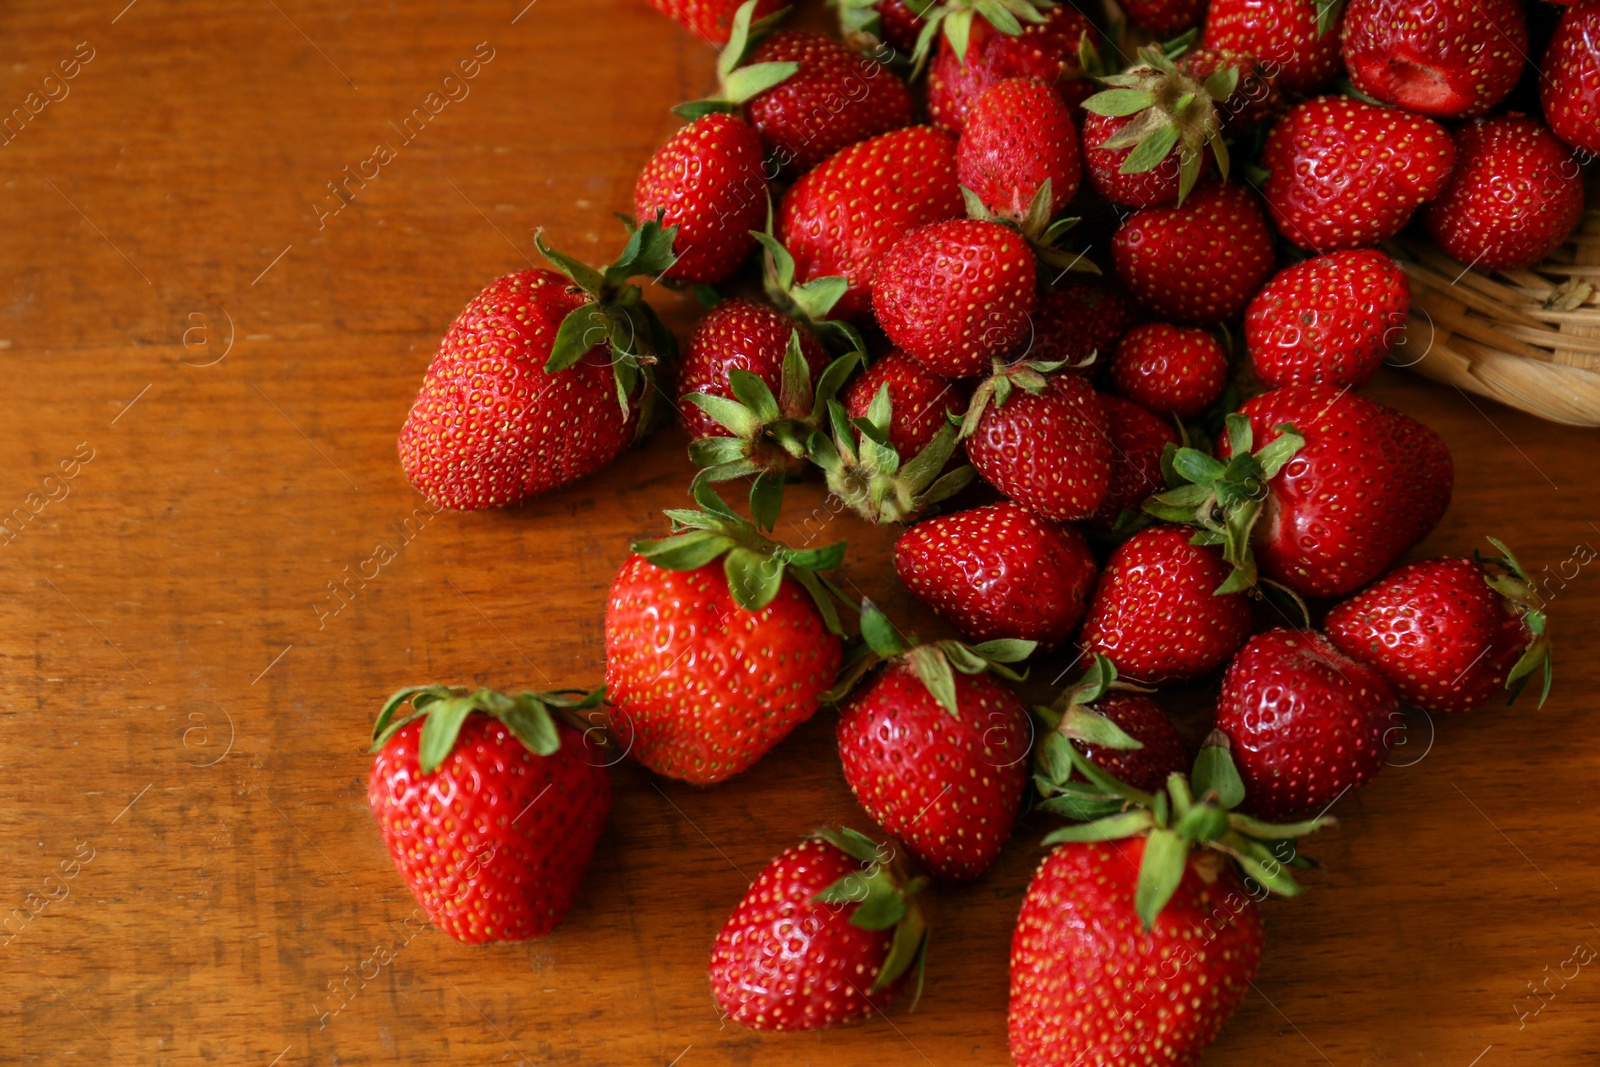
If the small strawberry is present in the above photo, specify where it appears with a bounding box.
[1079,524,1254,684]
[1244,249,1410,390]
[809,383,976,524]
[843,350,966,457]
[1542,1,1600,154]
[1180,48,1284,136]
[711,827,928,1030]
[1088,395,1178,534]
[1108,322,1229,419]
[1111,181,1277,326]
[1216,628,1397,820]
[895,501,1099,646]
[777,125,965,321]
[927,5,1095,132]
[1202,0,1344,95]
[634,112,767,285]
[958,77,1083,222]
[678,298,832,442]
[647,0,783,45]
[1326,539,1553,714]
[873,218,1038,378]
[1421,114,1586,271]
[1080,109,1208,209]
[1261,96,1455,254]
[1341,0,1527,119]
[835,602,1035,880]
[835,0,927,56]
[1380,403,1453,549]
[368,685,611,944]
[1123,0,1208,37]
[1033,655,1190,797]
[1025,277,1138,367]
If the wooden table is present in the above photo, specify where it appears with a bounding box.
[3,1,1597,1063]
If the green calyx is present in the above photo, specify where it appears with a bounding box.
[906,0,1056,75]
[371,684,605,774]
[1041,730,1332,928]
[534,217,679,435]
[826,599,1034,711]
[674,1,799,119]
[1032,655,1150,820]
[811,826,930,1001]
[961,181,1097,272]
[1477,536,1554,707]
[756,208,864,354]
[633,480,850,634]
[1081,45,1238,204]
[955,357,1074,442]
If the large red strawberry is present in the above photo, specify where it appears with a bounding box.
[1244,249,1410,389]
[1542,1,1600,154]
[1326,540,1553,714]
[646,0,783,45]
[873,218,1038,378]
[777,125,964,321]
[842,350,965,457]
[368,686,610,944]
[1108,322,1228,419]
[1217,628,1397,821]
[635,113,766,284]
[1112,181,1276,327]
[604,485,845,784]
[1341,0,1527,119]
[1261,97,1455,254]
[1089,395,1178,533]
[895,501,1099,646]
[1033,655,1191,796]
[1203,0,1344,94]
[958,77,1082,222]
[1025,278,1138,367]
[678,298,831,441]
[1421,114,1585,271]
[711,828,927,1030]
[927,5,1095,132]
[398,224,677,510]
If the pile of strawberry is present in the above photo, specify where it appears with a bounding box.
[372,0,1580,1061]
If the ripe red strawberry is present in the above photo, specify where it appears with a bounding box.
[1123,0,1207,36]
[1542,1,1600,154]
[961,364,1112,521]
[646,0,783,45]
[777,125,964,321]
[368,686,610,944]
[1088,395,1178,533]
[1108,323,1228,419]
[1033,655,1192,796]
[1069,691,1189,793]
[1081,109,1208,209]
[1244,249,1410,389]
[1203,0,1344,95]
[843,350,965,457]
[635,113,766,285]
[678,298,830,441]
[1261,97,1455,254]
[1421,114,1586,271]
[958,77,1082,222]
[1079,525,1253,684]
[1326,541,1552,714]
[873,219,1038,378]
[1111,181,1276,327]
[1341,0,1527,119]
[895,501,1099,646]
[1180,48,1284,136]
[1381,403,1453,548]
[1025,278,1138,367]
[927,5,1095,132]
[711,828,927,1030]
[1217,628,1397,820]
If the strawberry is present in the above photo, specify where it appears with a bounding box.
[634,113,767,285]
[368,686,610,944]
[958,77,1082,223]
[1108,322,1228,419]
[894,501,1099,646]
[1542,1,1600,154]
[1122,0,1208,37]
[1081,109,1207,209]
[1341,0,1527,119]
[398,224,677,510]
[1261,96,1455,254]
[1089,395,1178,533]
[1180,48,1284,136]
[1380,403,1453,549]
[646,0,783,45]
[1079,525,1253,684]
[603,485,846,784]
[1216,628,1397,820]
[1326,539,1553,714]
[1033,655,1190,796]
[835,603,1035,879]
[1111,181,1276,327]
[1025,277,1138,367]
[1244,249,1410,390]
[679,298,831,441]
[1202,0,1344,95]
[927,5,1095,132]
[873,218,1038,378]
[842,350,965,457]
[777,125,964,322]
[835,0,927,55]
[1421,114,1586,271]
[710,827,928,1030]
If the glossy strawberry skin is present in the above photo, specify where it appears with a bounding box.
[368,715,610,944]
[1010,841,1263,1067]
[1216,629,1397,821]
[1261,97,1455,254]
[843,350,964,457]
[1203,0,1344,95]
[837,663,1031,880]
[894,501,1099,646]
[958,77,1083,220]
[777,125,964,322]
[1079,525,1254,685]
[635,114,766,285]
[1421,114,1585,271]
[646,0,783,44]
[1381,404,1453,550]
[1109,323,1229,419]
[1244,249,1410,389]
[1181,48,1284,135]
[928,6,1095,132]
[1073,692,1191,793]
[399,269,637,511]
[1082,109,1204,209]
[1089,395,1178,534]
[967,372,1112,521]
[604,556,843,785]
[1341,0,1526,119]
[873,219,1038,378]
[1025,278,1138,367]
[1112,181,1277,327]
[678,298,830,440]
[1542,1,1600,154]
[711,837,903,1030]
[1326,557,1531,714]
[747,31,915,176]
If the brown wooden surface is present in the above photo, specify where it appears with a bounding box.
[2,1,1598,1064]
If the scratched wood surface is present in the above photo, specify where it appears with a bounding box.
[1,1,1597,1064]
